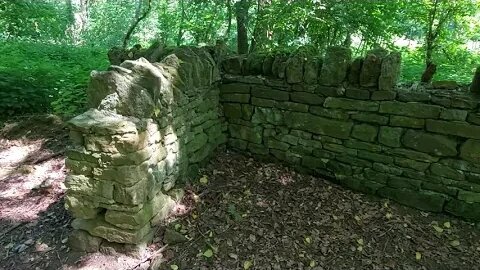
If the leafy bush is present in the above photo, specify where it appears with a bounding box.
[0,41,109,117]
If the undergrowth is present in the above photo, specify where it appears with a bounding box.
[0,41,109,117]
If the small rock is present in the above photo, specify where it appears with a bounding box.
[431,80,459,90]
[163,228,187,245]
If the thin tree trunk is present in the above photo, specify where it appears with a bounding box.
[224,0,233,40]
[176,0,186,46]
[235,0,249,54]
[67,0,89,44]
[123,0,152,48]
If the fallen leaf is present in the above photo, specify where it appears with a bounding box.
[309,260,316,267]
[357,246,363,252]
[357,238,364,246]
[385,213,393,219]
[450,240,460,247]
[354,215,361,222]
[244,260,253,269]
[199,175,208,185]
[305,236,311,244]
[203,249,213,258]
[416,252,422,260]
[170,265,179,270]
[443,221,451,228]
[433,225,444,233]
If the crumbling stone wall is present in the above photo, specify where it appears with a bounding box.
[221,47,480,221]
[65,45,480,251]
[65,47,225,250]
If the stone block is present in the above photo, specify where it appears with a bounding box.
[460,139,480,163]
[251,86,289,101]
[228,138,248,150]
[390,148,439,162]
[445,199,480,220]
[316,86,345,97]
[360,51,384,88]
[113,179,148,205]
[397,91,431,102]
[439,109,468,121]
[303,58,320,84]
[378,187,445,212]
[430,163,464,181]
[345,89,370,100]
[219,83,251,94]
[387,176,421,191]
[402,130,457,156]
[69,230,103,253]
[284,112,353,139]
[394,157,430,171]
[351,124,378,142]
[371,91,397,101]
[390,116,424,129]
[379,101,441,118]
[379,52,401,91]
[351,112,388,125]
[309,106,349,120]
[275,101,309,112]
[378,126,403,147]
[223,103,242,118]
[72,218,152,244]
[220,93,250,103]
[228,124,263,144]
[324,97,379,112]
[358,150,393,164]
[320,46,351,86]
[290,92,325,105]
[252,97,276,107]
[426,120,480,139]
[347,57,363,86]
[344,140,382,152]
[286,56,304,84]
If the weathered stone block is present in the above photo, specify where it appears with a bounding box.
[251,97,276,108]
[460,139,480,163]
[303,58,320,84]
[352,124,378,142]
[426,120,480,139]
[251,86,289,101]
[387,176,421,191]
[440,109,468,121]
[228,138,248,150]
[390,116,425,129]
[186,133,208,153]
[220,93,250,103]
[402,130,457,156]
[105,205,153,230]
[390,148,439,162]
[371,91,397,101]
[378,187,445,212]
[378,126,403,147]
[309,106,349,120]
[284,112,353,139]
[223,103,242,119]
[252,107,284,125]
[348,57,363,86]
[394,157,430,171]
[265,138,290,151]
[113,179,148,205]
[430,163,464,181]
[351,112,388,125]
[360,51,384,88]
[397,91,431,102]
[275,101,309,112]
[302,156,328,170]
[65,195,100,219]
[380,101,441,118]
[344,140,382,152]
[316,86,345,97]
[324,97,379,112]
[72,218,151,244]
[358,150,393,164]
[286,56,304,84]
[220,83,250,94]
[69,230,103,253]
[248,143,269,155]
[345,89,370,100]
[379,52,401,91]
[290,92,325,105]
[320,46,351,86]
[228,124,262,144]
[373,163,403,176]
[445,199,480,220]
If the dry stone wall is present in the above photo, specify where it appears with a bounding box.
[65,47,226,250]
[221,47,480,221]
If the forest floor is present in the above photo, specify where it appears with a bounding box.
[0,116,479,270]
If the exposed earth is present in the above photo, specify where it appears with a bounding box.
[0,116,479,270]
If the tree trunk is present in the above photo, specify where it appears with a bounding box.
[235,0,249,54]
[123,0,152,48]
[224,0,233,40]
[421,62,437,83]
[67,0,89,44]
[176,0,185,46]
[470,66,480,93]
[250,0,268,53]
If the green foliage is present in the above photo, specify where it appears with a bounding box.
[0,41,108,117]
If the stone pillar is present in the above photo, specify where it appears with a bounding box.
[65,109,174,251]
[470,66,480,93]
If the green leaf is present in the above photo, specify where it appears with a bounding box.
[243,260,253,269]
[203,249,213,258]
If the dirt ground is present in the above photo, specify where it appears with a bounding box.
[1,116,479,270]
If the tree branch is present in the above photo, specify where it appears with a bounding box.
[122,0,152,49]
